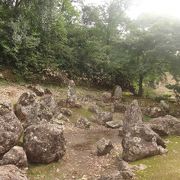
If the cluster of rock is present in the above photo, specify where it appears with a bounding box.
[148,115,180,136]
[122,100,167,162]
[144,100,170,118]
[0,85,68,179]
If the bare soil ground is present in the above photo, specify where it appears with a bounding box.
[0,82,180,180]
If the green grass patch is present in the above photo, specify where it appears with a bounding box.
[131,136,180,180]
[28,162,66,180]
[70,107,93,123]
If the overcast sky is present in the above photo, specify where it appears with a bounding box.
[85,0,180,19]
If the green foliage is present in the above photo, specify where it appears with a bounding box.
[0,0,179,92]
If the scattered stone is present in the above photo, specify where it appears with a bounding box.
[0,102,23,157]
[160,100,170,112]
[112,85,122,101]
[27,85,45,96]
[98,171,125,180]
[75,117,91,129]
[145,106,165,118]
[57,99,67,107]
[118,159,135,179]
[74,103,82,108]
[24,124,66,163]
[106,120,123,129]
[0,165,28,180]
[42,68,68,85]
[0,73,4,79]
[149,115,180,136]
[118,127,123,136]
[53,113,70,123]
[0,146,28,169]
[122,100,166,162]
[95,112,113,125]
[60,108,72,117]
[102,92,112,103]
[88,104,100,114]
[131,164,147,171]
[113,102,127,113]
[96,138,113,156]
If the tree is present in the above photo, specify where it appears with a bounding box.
[123,15,180,96]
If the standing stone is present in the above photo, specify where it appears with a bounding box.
[122,100,167,162]
[0,102,23,157]
[14,92,39,128]
[23,124,66,164]
[112,85,122,100]
[0,165,28,180]
[0,146,28,169]
[67,80,77,105]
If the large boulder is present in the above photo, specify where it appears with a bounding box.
[122,100,167,162]
[0,146,28,169]
[0,102,23,157]
[15,92,58,128]
[23,124,66,164]
[149,115,180,136]
[0,165,28,180]
[96,138,113,156]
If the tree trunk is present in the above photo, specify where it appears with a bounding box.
[138,74,144,96]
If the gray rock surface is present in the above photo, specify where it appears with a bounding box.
[0,165,28,180]
[97,138,113,156]
[106,120,123,129]
[15,92,58,128]
[122,100,167,162]
[0,102,23,157]
[0,146,28,168]
[149,115,180,136]
[24,124,66,163]
[75,117,91,129]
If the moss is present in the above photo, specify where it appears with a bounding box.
[28,162,66,180]
[143,115,152,122]
[70,107,93,123]
[131,136,180,180]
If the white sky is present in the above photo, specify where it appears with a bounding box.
[85,0,180,19]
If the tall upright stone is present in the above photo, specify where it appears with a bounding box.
[112,85,123,101]
[122,100,167,162]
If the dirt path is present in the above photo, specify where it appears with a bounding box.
[28,125,122,180]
